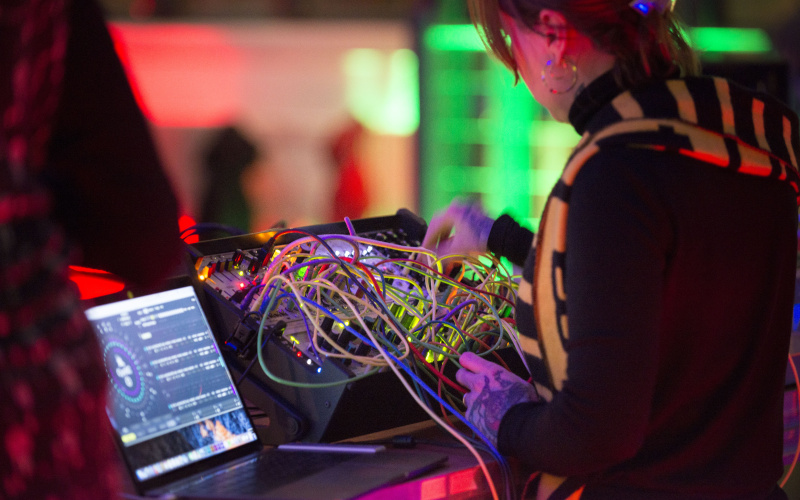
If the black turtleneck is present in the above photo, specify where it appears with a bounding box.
[567,70,624,135]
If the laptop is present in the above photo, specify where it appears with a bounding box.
[83,276,448,499]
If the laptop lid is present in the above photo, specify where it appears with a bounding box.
[84,277,263,495]
[85,276,450,499]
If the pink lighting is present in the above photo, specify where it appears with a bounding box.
[109,23,244,127]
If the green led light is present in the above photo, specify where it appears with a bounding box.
[688,27,772,53]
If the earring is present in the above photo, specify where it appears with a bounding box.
[541,57,578,94]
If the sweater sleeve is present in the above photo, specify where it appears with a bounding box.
[45,0,183,288]
[496,151,671,476]
[487,214,534,268]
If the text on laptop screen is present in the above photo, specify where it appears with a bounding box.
[85,285,258,481]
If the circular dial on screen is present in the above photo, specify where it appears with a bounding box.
[105,341,146,405]
[101,334,158,424]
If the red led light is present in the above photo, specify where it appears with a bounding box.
[178,214,199,244]
[297,352,302,358]
[68,266,125,300]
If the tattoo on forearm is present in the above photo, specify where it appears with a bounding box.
[467,373,535,445]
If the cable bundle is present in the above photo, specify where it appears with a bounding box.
[245,228,527,499]
[249,231,523,387]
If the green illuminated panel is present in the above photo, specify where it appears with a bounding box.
[423,24,485,52]
[430,70,490,95]
[432,165,496,193]
[481,61,534,219]
[419,28,545,226]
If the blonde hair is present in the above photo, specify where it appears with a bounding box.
[468,0,700,89]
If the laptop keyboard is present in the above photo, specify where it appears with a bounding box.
[176,449,360,497]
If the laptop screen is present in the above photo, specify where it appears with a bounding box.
[85,284,259,483]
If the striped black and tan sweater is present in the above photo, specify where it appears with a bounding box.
[488,71,800,498]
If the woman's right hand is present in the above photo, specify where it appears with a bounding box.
[421,200,495,258]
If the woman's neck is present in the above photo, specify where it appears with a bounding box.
[548,45,616,122]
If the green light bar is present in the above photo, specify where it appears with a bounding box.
[688,27,772,53]
[424,25,773,55]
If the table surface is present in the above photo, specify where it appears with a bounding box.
[113,419,515,500]
[340,420,511,500]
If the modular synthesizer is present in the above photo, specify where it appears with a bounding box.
[186,209,522,444]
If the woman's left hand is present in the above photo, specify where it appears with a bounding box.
[456,351,540,448]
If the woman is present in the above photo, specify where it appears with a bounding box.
[423,0,799,498]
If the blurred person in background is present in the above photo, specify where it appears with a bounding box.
[198,125,259,237]
[329,118,368,223]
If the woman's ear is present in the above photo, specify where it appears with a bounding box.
[537,9,569,60]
